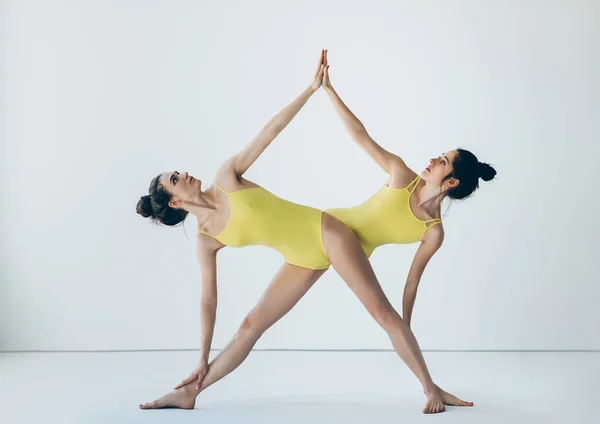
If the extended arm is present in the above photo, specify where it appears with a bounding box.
[403,227,444,327]
[197,241,219,363]
[322,54,411,176]
[173,235,221,391]
[227,51,326,176]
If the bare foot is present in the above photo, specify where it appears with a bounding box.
[423,387,445,414]
[139,385,197,410]
[437,385,474,407]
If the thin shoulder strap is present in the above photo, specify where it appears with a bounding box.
[214,183,230,194]
[199,230,218,239]
[424,218,442,229]
[406,175,421,194]
[420,218,442,240]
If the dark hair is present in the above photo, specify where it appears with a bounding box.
[444,149,497,200]
[136,173,189,226]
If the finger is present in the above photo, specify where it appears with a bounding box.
[175,375,195,389]
[174,376,193,389]
[314,50,324,76]
[196,370,209,390]
[324,50,328,66]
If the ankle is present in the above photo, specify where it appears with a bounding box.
[423,383,438,396]
[180,384,200,398]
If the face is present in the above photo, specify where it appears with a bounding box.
[159,171,202,208]
[421,150,459,189]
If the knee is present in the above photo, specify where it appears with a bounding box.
[239,314,263,337]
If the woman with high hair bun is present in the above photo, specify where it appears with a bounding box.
[322,50,497,328]
[137,50,472,414]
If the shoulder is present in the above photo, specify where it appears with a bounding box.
[420,223,444,249]
[196,232,224,262]
[386,156,420,189]
[214,158,248,192]
[215,157,238,184]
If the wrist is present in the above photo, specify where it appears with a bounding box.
[199,353,209,363]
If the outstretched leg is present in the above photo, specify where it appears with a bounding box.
[140,264,326,410]
[321,213,472,414]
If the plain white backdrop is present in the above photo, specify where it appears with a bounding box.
[1,0,599,352]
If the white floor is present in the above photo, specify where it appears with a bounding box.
[1,351,598,423]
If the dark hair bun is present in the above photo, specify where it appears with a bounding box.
[478,162,497,182]
[136,195,154,218]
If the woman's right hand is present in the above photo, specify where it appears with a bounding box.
[174,358,209,391]
[322,50,332,92]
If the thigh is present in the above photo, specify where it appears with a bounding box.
[320,213,395,315]
[244,264,326,333]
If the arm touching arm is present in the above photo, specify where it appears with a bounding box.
[322,58,411,176]
[228,51,326,176]
[403,226,444,327]
[324,85,400,173]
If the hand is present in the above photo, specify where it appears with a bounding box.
[309,49,326,91]
[174,359,208,391]
[322,50,332,92]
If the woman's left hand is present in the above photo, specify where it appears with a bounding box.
[310,49,326,91]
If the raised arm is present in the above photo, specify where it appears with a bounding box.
[227,51,326,177]
[403,227,444,327]
[322,53,411,176]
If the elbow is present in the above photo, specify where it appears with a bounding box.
[352,126,368,138]
[263,123,282,138]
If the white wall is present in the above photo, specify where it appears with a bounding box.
[1,0,599,352]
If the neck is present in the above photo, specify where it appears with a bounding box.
[415,179,446,213]
[182,188,219,224]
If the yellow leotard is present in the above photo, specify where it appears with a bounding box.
[326,175,442,257]
[200,184,330,270]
